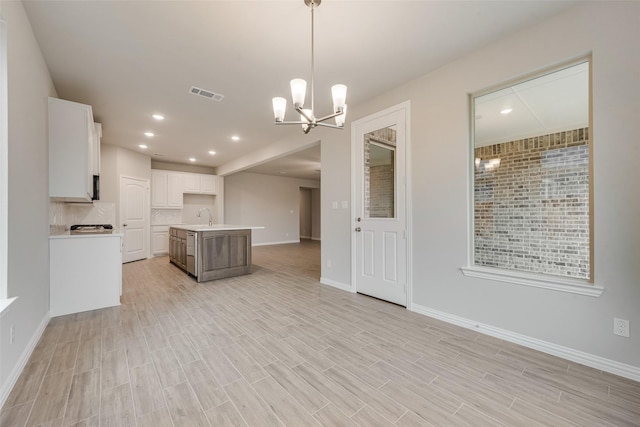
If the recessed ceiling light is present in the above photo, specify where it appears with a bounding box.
[138,144,148,149]
[189,158,196,162]
[231,136,240,142]
[152,114,165,121]
[500,108,513,115]
[144,131,154,137]
[208,150,216,155]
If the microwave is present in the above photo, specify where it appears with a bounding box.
[92,175,100,201]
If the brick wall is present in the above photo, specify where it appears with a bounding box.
[369,164,394,218]
[474,128,590,279]
[364,128,396,218]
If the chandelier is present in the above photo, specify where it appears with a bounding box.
[272,0,347,134]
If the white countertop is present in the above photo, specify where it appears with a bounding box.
[50,233,124,239]
[170,224,264,232]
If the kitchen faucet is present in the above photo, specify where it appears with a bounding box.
[197,207,213,226]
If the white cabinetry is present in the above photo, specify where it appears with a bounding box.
[183,173,201,193]
[50,235,122,317]
[49,97,98,202]
[151,170,183,208]
[91,123,102,176]
[168,173,184,206]
[152,170,218,207]
[183,173,216,195]
[201,175,216,194]
[151,225,170,256]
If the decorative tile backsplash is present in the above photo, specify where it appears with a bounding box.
[474,128,590,279]
[49,201,116,234]
[151,209,183,225]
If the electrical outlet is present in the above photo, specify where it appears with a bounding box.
[10,325,15,344]
[613,318,630,338]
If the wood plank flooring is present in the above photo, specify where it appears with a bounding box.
[2,240,639,426]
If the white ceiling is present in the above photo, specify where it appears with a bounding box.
[474,61,589,147]
[22,0,580,179]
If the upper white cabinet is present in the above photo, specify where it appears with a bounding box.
[49,97,98,202]
[183,173,216,195]
[91,123,102,176]
[168,173,184,206]
[151,170,184,208]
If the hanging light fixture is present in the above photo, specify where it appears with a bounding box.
[272,0,347,134]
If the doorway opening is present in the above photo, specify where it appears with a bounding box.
[299,187,320,242]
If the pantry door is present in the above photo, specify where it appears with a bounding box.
[120,176,149,263]
[352,102,410,306]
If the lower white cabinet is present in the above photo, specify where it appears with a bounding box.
[151,225,170,256]
[50,235,122,317]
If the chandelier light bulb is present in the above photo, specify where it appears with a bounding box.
[300,109,313,131]
[272,97,287,122]
[331,84,347,113]
[290,79,307,108]
[335,104,347,127]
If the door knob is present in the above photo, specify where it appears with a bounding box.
[355,227,361,232]
[356,217,361,222]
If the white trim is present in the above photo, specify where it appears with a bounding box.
[310,237,321,241]
[320,277,353,293]
[411,303,640,382]
[460,266,604,297]
[0,312,50,408]
[350,100,412,305]
[404,103,413,311]
[0,19,8,299]
[119,175,150,262]
[0,296,17,317]
[252,239,300,247]
[467,57,595,290]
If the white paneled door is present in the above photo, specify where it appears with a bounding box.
[120,176,149,263]
[352,102,409,306]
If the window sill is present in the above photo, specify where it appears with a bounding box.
[460,266,603,297]
[0,296,17,317]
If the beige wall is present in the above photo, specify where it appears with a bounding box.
[320,2,640,370]
[225,172,320,245]
[100,144,150,228]
[0,0,57,401]
[151,160,214,175]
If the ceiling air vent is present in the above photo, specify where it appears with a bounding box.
[189,86,224,102]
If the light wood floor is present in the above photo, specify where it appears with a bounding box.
[2,240,639,426]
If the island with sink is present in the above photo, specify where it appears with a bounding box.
[169,224,263,282]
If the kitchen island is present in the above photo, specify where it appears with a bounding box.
[169,225,263,282]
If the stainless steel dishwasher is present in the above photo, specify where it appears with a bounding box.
[186,231,197,277]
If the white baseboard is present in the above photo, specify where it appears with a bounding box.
[300,235,311,240]
[0,312,50,408]
[311,237,321,241]
[320,277,353,293]
[252,240,300,247]
[410,303,640,382]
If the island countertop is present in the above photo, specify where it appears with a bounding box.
[170,224,264,232]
